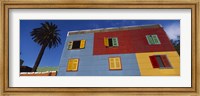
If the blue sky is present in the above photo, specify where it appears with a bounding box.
[20,20,180,67]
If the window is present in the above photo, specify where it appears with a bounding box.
[108,57,122,70]
[149,55,172,69]
[66,58,79,71]
[146,35,161,45]
[68,40,86,50]
[104,37,119,47]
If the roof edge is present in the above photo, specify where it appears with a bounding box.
[68,24,162,36]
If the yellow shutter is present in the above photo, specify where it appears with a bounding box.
[67,58,79,71]
[115,57,121,69]
[109,58,115,69]
[68,41,73,50]
[104,37,109,47]
[109,57,122,70]
[80,40,86,48]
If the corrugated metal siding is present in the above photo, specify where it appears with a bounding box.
[93,27,175,55]
[57,33,140,76]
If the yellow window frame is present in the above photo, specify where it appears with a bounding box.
[66,58,79,72]
[108,57,122,70]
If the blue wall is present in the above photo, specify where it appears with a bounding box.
[57,33,141,76]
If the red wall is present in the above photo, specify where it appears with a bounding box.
[93,27,175,55]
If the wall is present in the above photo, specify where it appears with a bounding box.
[93,27,175,55]
[58,27,180,76]
[57,33,140,76]
[20,71,57,76]
[136,51,180,76]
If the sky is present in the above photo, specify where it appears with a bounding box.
[20,20,180,67]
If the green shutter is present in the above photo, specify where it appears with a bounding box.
[146,35,154,45]
[112,37,119,46]
[152,35,161,44]
[68,41,73,50]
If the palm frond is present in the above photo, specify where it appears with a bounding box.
[30,22,61,48]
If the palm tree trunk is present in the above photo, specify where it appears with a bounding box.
[31,45,47,72]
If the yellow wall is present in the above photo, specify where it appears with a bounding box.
[136,51,180,76]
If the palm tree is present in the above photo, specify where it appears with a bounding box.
[31,22,61,72]
[170,36,180,55]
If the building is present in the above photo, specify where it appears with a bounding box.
[20,71,57,76]
[57,24,180,76]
